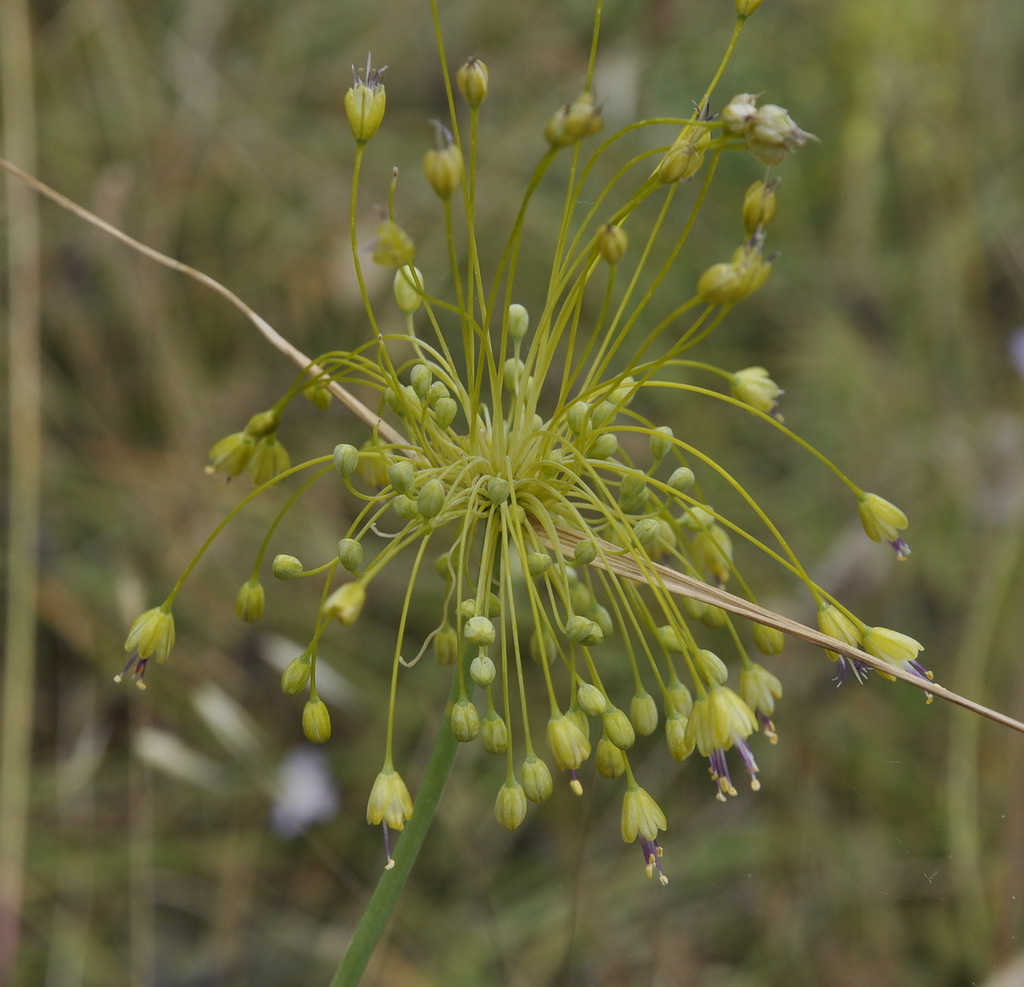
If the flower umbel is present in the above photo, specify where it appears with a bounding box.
[118,1,928,884]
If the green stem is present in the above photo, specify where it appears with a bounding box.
[328,676,461,986]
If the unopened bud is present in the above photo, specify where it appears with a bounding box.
[495,781,527,831]
[235,579,265,622]
[302,698,332,743]
[393,265,424,313]
[451,698,480,742]
[742,178,779,235]
[597,223,628,264]
[272,555,304,580]
[337,538,363,572]
[423,125,464,200]
[522,754,554,802]
[417,478,446,519]
[456,56,489,108]
[280,654,312,695]
[322,582,365,624]
[333,443,360,478]
[470,653,496,687]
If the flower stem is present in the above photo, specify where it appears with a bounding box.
[327,675,461,986]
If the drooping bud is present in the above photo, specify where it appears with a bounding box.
[235,579,265,622]
[650,425,674,461]
[521,754,554,802]
[753,623,786,656]
[280,653,312,695]
[337,538,363,573]
[387,459,415,494]
[372,219,415,267]
[547,714,591,771]
[322,582,366,625]
[597,735,627,778]
[247,437,290,486]
[434,624,459,665]
[417,478,446,519]
[481,711,508,754]
[544,91,603,147]
[742,178,779,235]
[495,780,528,831]
[207,432,255,477]
[393,265,424,314]
[451,698,481,741]
[572,539,597,566]
[629,690,659,736]
[597,223,628,264]
[302,698,332,743]
[333,443,360,479]
[668,466,695,492]
[602,706,636,750]
[577,682,608,716]
[464,615,496,646]
[730,366,783,416]
[470,654,496,688]
[694,648,729,686]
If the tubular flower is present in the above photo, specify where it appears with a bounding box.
[118,0,927,884]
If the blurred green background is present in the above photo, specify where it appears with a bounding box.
[3,0,1024,984]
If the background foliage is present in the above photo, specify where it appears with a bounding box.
[4,0,1024,983]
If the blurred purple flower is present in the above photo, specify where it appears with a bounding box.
[271,746,340,837]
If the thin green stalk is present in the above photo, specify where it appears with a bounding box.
[328,674,461,986]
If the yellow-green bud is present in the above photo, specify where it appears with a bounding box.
[697,262,746,306]
[526,552,552,577]
[451,698,480,742]
[409,364,432,399]
[591,400,616,428]
[303,381,331,412]
[345,57,386,142]
[730,366,782,415]
[721,93,758,135]
[665,711,693,761]
[596,735,627,778]
[434,624,459,665]
[372,219,415,268]
[302,698,332,743]
[470,654,496,688]
[655,625,686,654]
[464,615,496,646]
[333,443,360,478]
[736,0,764,16]
[272,554,304,580]
[753,623,786,656]
[611,376,637,405]
[366,767,414,830]
[358,441,389,487]
[433,396,457,427]
[693,524,733,583]
[503,356,525,392]
[590,604,613,638]
[650,425,674,461]
[566,401,589,434]
[544,91,603,147]
[630,691,659,736]
[387,459,414,494]
[456,56,489,108]
[426,380,448,406]
[666,679,693,717]
[522,754,553,802]
[481,711,508,753]
[391,495,419,520]
[247,436,290,486]
[564,615,603,646]
[573,539,597,566]
[668,466,695,492]
[280,654,312,695]
[495,781,528,831]
[700,604,728,629]
[322,582,365,625]
[742,178,779,235]
[244,410,279,438]
[423,132,464,200]
[487,476,511,505]
[634,518,661,548]
[602,706,636,750]
[656,128,710,183]
[681,595,706,620]
[568,573,593,613]
[235,579,265,623]
[393,265,424,314]
[577,682,608,716]
[207,432,255,477]
[417,478,445,519]
[597,223,628,264]
[621,784,667,843]
[587,433,618,460]
[124,606,175,663]
[547,714,591,771]
[695,648,729,686]
[507,303,529,340]
[337,538,363,573]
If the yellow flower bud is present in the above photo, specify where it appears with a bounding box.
[656,127,711,184]
[736,0,764,17]
[742,178,779,235]
[730,366,782,416]
[696,261,746,306]
[244,410,279,438]
[547,713,591,771]
[207,432,255,477]
[272,554,303,580]
[322,582,365,625]
[597,222,628,264]
[664,711,693,761]
[336,538,363,573]
[234,579,265,623]
[544,91,603,147]
[668,466,695,492]
[694,648,729,686]
[417,478,446,520]
[456,56,489,108]
[577,682,608,716]
[597,735,627,778]
[434,624,459,666]
[507,303,529,340]
[280,654,312,695]
[602,706,636,750]
[387,459,415,494]
[481,711,508,754]
[522,754,554,802]
[494,780,528,831]
[470,654,496,688]
[344,56,386,142]
[393,265,424,314]
[629,691,659,736]
[333,443,359,478]
[302,698,332,743]
[753,623,786,656]
[692,523,734,583]
[423,125,464,200]
[247,436,290,486]
[451,698,480,741]
[302,381,331,411]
